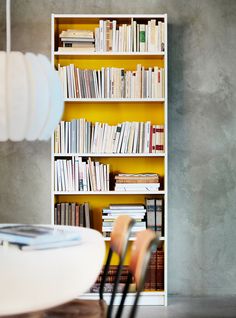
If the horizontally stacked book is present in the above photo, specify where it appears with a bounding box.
[59,29,95,52]
[90,265,136,293]
[54,157,109,192]
[57,19,165,53]
[102,204,146,238]
[54,119,164,154]
[114,173,160,192]
[0,225,81,251]
[54,202,92,227]
[57,64,165,99]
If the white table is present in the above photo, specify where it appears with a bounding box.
[0,226,105,316]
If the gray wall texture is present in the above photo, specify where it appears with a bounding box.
[0,0,236,296]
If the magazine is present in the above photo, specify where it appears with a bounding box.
[0,224,81,250]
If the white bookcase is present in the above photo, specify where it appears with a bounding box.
[51,14,168,306]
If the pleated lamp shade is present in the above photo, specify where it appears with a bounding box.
[0,51,64,141]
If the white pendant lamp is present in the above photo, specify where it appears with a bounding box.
[0,0,64,142]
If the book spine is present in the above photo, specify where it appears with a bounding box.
[146,198,155,231]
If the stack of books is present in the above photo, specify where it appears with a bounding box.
[57,64,165,99]
[58,29,95,52]
[54,202,91,228]
[102,204,146,238]
[144,248,164,290]
[90,265,136,293]
[114,173,160,192]
[0,224,81,251]
[146,198,164,236]
[54,157,109,192]
[54,119,164,154]
[94,19,165,52]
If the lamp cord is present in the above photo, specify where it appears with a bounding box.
[6,0,11,52]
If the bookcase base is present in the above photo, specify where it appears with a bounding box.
[79,291,166,306]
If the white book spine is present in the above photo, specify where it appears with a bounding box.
[82,162,88,191]
[99,20,104,52]
[112,20,117,52]
[95,161,101,191]
[117,122,126,153]
[60,160,65,191]
[106,163,110,191]
[54,161,58,191]
[86,163,91,191]
[100,164,104,191]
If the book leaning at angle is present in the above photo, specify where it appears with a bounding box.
[0,225,81,251]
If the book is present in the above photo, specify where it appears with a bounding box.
[60,29,94,39]
[0,225,81,250]
[84,202,91,228]
[20,239,82,251]
[109,204,145,210]
[146,198,155,231]
[114,184,160,191]
[90,282,136,293]
[146,198,163,234]
[63,42,95,47]
[58,47,95,53]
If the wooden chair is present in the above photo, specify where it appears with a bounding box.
[115,229,160,318]
[42,215,135,318]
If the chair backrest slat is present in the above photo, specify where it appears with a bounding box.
[129,229,159,291]
[115,229,160,318]
[110,215,135,258]
[99,215,135,318]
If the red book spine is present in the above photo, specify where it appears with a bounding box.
[149,124,153,153]
[152,125,156,153]
[150,252,157,290]
[156,250,164,290]
[144,262,151,290]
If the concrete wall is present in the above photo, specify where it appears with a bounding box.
[0,0,236,296]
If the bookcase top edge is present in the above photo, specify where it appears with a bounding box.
[52,14,167,19]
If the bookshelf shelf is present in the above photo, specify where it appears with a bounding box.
[53,13,166,19]
[54,191,166,195]
[64,98,165,103]
[84,291,165,296]
[104,236,165,241]
[80,291,166,306]
[80,291,165,305]
[54,153,165,157]
[52,13,168,306]
[54,51,165,56]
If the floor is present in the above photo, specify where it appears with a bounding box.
[119,296,236,318]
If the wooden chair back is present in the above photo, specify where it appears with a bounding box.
[100,215,135,318]
[110,214,135,258]
[115,229,160,318]
[129,229,159,291]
